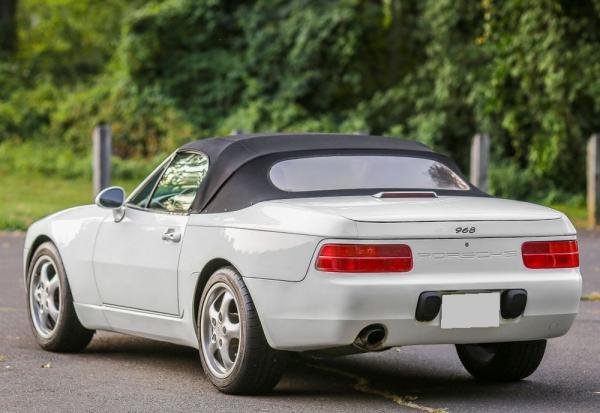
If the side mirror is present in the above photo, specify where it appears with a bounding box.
[95,186,126,222]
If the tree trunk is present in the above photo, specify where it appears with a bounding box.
[0,0,17,56]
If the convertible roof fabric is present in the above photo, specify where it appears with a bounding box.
[181,132,431,157]
[179,133,480,213]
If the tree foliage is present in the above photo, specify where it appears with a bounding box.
[2,0,600,199]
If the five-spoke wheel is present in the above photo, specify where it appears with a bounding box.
[200,282,242,377]
[29,257,62,338]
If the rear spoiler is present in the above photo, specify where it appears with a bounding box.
[372,191,438,199]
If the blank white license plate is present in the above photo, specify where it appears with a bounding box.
[441,292,500,329]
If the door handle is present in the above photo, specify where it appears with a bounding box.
[162,228,181,243]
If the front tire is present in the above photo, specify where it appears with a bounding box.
[456,340,546,382]
[26,242,95,352]
[198,266,287,394]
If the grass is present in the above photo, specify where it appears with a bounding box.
[548,203,588,228]
[0,172,592,231]
[0,172,139,231]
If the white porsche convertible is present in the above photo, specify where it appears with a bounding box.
[24,133,581,394]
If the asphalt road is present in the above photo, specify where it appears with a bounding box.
[1,231,599,412]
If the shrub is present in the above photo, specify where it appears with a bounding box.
[0,141,163,181]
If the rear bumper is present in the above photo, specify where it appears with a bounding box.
[244,268,582,351]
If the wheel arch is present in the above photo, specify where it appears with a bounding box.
[25,234,55,277]
[192,258,240,327]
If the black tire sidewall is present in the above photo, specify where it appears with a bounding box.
[456,340,546,381]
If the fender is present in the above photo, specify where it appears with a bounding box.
[24,205,109,305]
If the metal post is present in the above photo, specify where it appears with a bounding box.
[470,133,490,191]
[587,134,600,229]
[92,124,112,197]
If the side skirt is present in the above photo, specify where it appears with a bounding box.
[74,302,199,349]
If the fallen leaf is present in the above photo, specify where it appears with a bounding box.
[41,362,52,368]
[581,292,600,301]
[0,353,6,362]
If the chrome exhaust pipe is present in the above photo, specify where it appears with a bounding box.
[353,324,387,351]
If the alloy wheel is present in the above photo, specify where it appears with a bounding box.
[29,256,62,338]
[200,282,242,378]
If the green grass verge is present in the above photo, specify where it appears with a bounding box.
[0,172,139,231]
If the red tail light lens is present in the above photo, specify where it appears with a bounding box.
[316,244,413,273]
[521,240,579,269]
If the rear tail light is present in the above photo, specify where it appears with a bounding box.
[521,240,579,269]
[316,244,413,273]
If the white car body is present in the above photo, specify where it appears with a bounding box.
[23,193,581,351]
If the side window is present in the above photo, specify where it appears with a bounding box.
[148,152,209,213]
[128,163,168,208]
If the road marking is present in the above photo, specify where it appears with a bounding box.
[581,292,600,301]
[0,307,22,313]
[308,363,446,412]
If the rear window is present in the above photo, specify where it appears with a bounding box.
[269,155,470,192]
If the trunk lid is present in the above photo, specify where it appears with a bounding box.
[275,196,574,239]
[282,196,562,223]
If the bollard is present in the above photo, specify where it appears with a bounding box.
[470,134,490,192]
[92,124,112,197]
[587,134,600,229]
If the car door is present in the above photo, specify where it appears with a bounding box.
[93,151,209,315]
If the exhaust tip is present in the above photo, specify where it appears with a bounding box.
[354,324,387,351]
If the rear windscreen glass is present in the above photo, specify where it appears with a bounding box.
[269,155,470,192]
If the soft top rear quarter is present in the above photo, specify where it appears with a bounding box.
[180,133,486,214]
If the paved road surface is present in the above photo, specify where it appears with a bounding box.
[1,231,599,412]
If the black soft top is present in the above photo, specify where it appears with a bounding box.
[179,133,479,213]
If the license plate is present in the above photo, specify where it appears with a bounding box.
[441,292,500,329]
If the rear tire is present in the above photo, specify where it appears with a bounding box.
[197,266,288,394]
[26,242,95,352]
[456,340,546,382]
